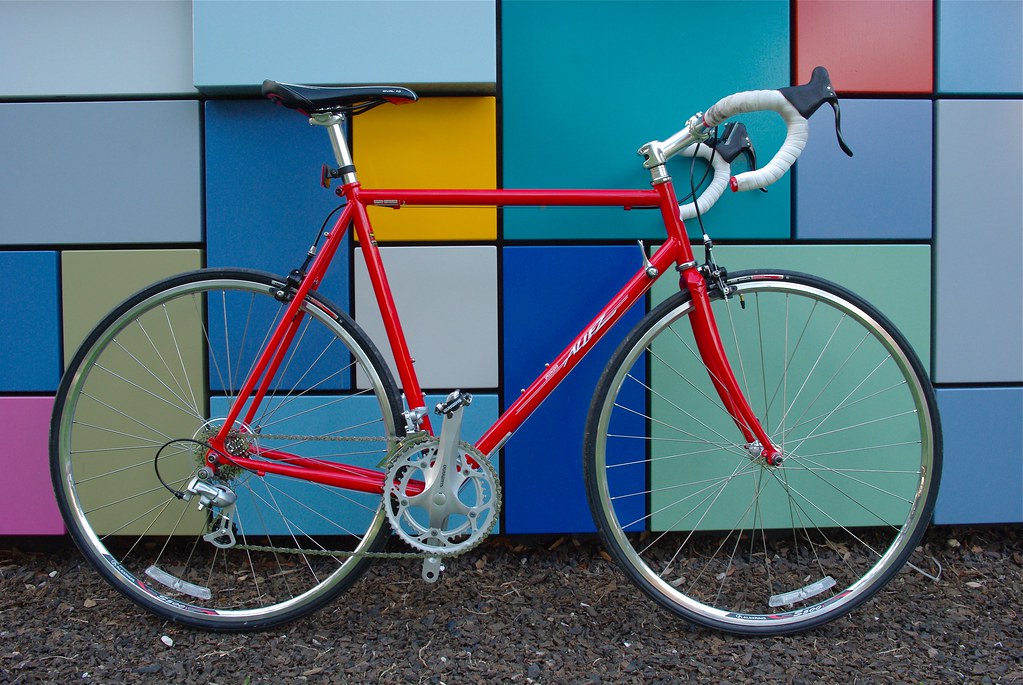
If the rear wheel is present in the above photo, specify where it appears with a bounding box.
[584,270,941,635]
[51,269,403,630]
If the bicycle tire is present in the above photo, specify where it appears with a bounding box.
[584,269,941,635]
[50,269,403,631]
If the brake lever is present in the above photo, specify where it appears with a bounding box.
[828,99,854,157]
[707,122,767,193]
[779,66,854,158]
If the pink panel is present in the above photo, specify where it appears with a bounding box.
[795,0,934,94]
[0,397,64,535]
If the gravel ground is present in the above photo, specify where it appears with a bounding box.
[2,526,1021,684]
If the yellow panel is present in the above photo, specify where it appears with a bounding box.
[354,97,496,241]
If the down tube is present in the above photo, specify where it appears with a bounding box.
[475,238,683,458]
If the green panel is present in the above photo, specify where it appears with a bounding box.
[648,245,931,531]
[61,250,202,366]
[502,0,791,240]
[652,245,931,370]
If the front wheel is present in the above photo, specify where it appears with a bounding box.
[584,270,941,635]
[50,269,403,630]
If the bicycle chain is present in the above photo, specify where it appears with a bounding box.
[225,431,500,561]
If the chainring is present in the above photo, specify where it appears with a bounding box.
[384,436,500,557]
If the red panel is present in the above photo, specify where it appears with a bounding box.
[795,0,933,93]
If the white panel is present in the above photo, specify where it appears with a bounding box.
[354,246,498,389]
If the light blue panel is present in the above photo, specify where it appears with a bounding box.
[353,246,498,390]
[210,394,499,535]
[935,100,1023,383]
[0,252,59,391]
[0,101,201,245]
[797,99,932,240]
[933,388,1023,524]
[194,0,495,90]
[0,0,195,97]
[205,100,350,309]
[502,0,790,240]
[937,0,1023,94]
[502,246,646,533]
[210,395,389,535]
[425,393,501,532]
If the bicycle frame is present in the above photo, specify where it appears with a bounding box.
[208,168,779,494]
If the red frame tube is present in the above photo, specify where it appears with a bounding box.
[209,178,776,491]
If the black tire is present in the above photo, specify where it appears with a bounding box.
[584,270,941,635]
[51,269,403,630]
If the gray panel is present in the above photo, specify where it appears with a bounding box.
[0,0,195,97]
[935,100,1023,383]
[354,246,499,389]
[0,101,201,245]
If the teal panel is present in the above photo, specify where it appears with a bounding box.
[653,245,932,371]
[194,0,496,91]
[502,0,790,240]
[937,0,1023,94]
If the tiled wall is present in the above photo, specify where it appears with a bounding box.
[2,0,1020,534]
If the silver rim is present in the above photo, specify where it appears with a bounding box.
[591,278,935,631]
[54,275,396,625]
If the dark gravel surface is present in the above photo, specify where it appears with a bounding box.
[2,526,1021,684]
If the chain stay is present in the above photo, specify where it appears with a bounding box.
[229,431,499,560]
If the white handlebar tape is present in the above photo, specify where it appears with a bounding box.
[704,90,808,192]
[677,144,731,220]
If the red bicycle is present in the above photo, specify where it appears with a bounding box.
[50,67,941,635]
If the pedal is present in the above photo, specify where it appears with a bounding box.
[422,556,444,583]
[435,390,472,417]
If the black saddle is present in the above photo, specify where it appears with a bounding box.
[262,80,418,115]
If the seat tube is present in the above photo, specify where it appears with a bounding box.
[343,183,432,432]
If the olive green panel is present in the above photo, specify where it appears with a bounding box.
[63,288,209,536]
[648,245,931,531]
[61,249,204,535]
[61,250,202,366]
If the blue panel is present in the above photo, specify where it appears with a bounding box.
[0,252,60,391]
[194,1,495,90]
[205,100,350,311]
[0,101,201,245]
[937,0,1023,94]
[796,99,933,240]
[502,0,790,240]
[502,246,645,533]
[933,388,1023,524]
